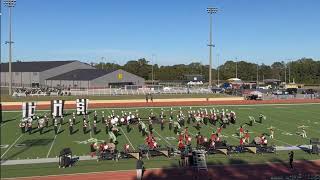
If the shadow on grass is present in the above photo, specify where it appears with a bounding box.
[2,138,53,162]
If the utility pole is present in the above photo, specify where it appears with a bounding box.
[206,7,218,88]
[4,0,16,95]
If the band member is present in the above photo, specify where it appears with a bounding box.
[178,132,184,142]
[269,128,274,139]
[72,112,76,124]
[83,120,88,134]
[244,130,250,144]
[160,114,164,130]
[184,127,189,140]
[178,140,185,150]
[54,119,58,135]
[44,114,49,127]
[105,119,109,134]
[68,119,73,135]
[240,138,244,148]
[148,117,153,132]
[101,111,105,124]
[210,132,217,142]
[187,111,192,124]
[259,114,264,123]
[83,115,86,123]
[126,118,131,132]
[124,144,130,153]
[93,119,97,134]
[60,116,64,125]
[52,117,55,126]
[186,136,192,145]
[239,126,244,138]
[27,121,33,135]
[38,119,44,135]
[217,126,222,136]
[169,117,173,130]
[94,111,98,122]
[196,132,203,147]
[19,121,25,133]
[302,128,307,138]
[230,111,236,124]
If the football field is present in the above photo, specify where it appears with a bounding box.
[2,103,320,161]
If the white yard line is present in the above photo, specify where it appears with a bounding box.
[153,129,172,146]
[1,134,23,159]
[119,127,135,151]
[46,125,61,158]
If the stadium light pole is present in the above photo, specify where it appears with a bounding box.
[207,7,217,88]
[4,0,16,96]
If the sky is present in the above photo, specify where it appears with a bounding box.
[0,0,319,66]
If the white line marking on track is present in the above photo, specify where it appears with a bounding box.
[119,127,135,151]
[1,134,23,159]
[46,125,61,158]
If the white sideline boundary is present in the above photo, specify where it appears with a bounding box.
[119,127,136,151]
[46,124,61,158]
[1,134,23,159]
[3,102,320,113]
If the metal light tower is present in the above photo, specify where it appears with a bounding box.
[207,7,217,88]
[4,0,16,95]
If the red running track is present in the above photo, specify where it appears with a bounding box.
[8,160,320,180]
[2,99,320,111]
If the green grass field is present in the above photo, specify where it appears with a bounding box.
[1,103,320,178]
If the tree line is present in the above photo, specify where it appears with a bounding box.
[94,58,320,84]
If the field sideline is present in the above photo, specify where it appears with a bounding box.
[1,100,320,179]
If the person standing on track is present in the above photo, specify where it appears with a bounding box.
[136,157,144,180]
[289,151,294,169]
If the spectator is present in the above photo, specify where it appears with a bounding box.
[136,157,144,180]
